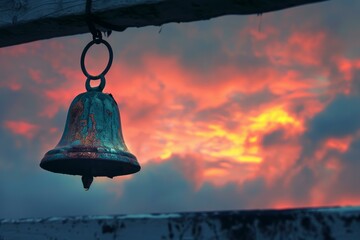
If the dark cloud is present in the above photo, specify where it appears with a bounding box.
[110,18,250,79]
[0,89,43,122]
[108,155,325,214]
[288,167,315,203]
[229,88,276,111]
[307,94,360,142]
[0,129,41,169]
[194,103,233,123]
[331,138,360,197]
[290,94,360,204]
[261,129,285,147]
[0,124,117,219]
[0,154,246,218]
[349,71,360,95]
[292,94,360,177]
[0,170,117,219]
[106,155,250,214]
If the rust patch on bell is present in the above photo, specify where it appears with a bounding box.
[66,152,98,159]
[67,99,100,147]
[81,113,100,146]
[67,99,85,143]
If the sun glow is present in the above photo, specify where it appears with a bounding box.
[153,107,303,166]
[250,107,302,131]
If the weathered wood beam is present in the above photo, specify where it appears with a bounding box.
[0,0,328,48]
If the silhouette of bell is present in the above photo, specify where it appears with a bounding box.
[40,90,141,190]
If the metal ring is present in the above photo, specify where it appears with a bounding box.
[81,38,113,80]
[86,75,106,92]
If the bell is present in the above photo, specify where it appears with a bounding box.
[40,90,141,190]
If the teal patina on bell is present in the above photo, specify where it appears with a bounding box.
[40,38,140,190]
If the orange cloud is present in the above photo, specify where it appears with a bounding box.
[336,57,360,81]
[3,6,357,213]
[258,31,328,67]
[325,137,352,153]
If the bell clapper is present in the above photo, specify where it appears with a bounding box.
[82,176,94,191]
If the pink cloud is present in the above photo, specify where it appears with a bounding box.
[3,120,39,139]
[2,2,360,214]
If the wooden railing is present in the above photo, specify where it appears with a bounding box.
[1,207,359,239]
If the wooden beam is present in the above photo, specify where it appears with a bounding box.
[0,0,328,48]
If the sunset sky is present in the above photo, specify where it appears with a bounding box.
[1,0,360,219]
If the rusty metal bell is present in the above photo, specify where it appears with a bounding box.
[40,38,140,190]
[40,90,141,190]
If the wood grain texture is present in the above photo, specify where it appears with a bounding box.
[0,0,328,48]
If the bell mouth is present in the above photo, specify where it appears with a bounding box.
[40,148,140,177]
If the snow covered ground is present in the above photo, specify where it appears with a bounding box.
[1,206,360,239]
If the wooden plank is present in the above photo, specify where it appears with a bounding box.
[0,0,328,48]
[1,207,360,239]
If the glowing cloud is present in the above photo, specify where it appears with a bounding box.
[3,120,39,139]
